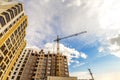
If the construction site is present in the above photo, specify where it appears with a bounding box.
[0,0,96,80]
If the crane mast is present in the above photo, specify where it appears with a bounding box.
[54,31,87,54]
[88,68,94,80]
[54,31,87,76]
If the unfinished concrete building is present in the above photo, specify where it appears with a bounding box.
[10,48,70,80]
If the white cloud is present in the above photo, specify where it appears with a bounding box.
[44,42,87,64]
[66,0,81,7]
[16,0,120,58]
[26,46,40,50]
[72,62,85,68]
[109,42,120,51]
[17,0,99,48]
[95,72,120,80]
[70,71,91,79]
[98,47,105,53]
[98,0,120,30]
[107,34,120,57]
[98,34,120,57]
[70,71,120,80]
[81,52,87,59]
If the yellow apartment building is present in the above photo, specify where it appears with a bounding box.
[0,1,27,80]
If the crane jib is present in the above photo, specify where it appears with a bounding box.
[54,31,87,42]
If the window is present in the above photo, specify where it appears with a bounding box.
[4,49,8,55]
[12,7,17,16]
[0,55,3,63]
[22,64,25,67]
[9,71,11,76]
[6,77,9,80]
[11,67,14,71]
[14,30,17,35]
[8,43,12,49]
[13,50,15,54]
[12,76,15,79]
[18,72,22,75]
[0,71,2,77]
[7,9,14,19]
[13,72,16,75]
[18,3,23,11]
[6,38,10,46]
[15,68,18,70]
[9,54,12,58]
[19,61,21,63]
[0,16,6,27]
[17,64,20,67]
[0,33,3,38]
[9,24,12,28]
[16,76,20,80]
[2,64,6,70]
[6,59,9,64]
[2,12,10,22]
[4,57,7,62]
[0,44,5,52]
[4,28,8,33]
[15,5,20,13]
[20,68,23,71]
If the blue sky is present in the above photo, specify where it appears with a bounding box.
[15,0,120,80]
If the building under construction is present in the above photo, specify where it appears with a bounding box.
[10,48,77,80]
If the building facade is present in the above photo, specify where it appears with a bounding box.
[10,48,69,80]
[0,2,27,80]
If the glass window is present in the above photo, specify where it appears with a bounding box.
[9,71,11,76]
[2,64,6,70]
[0,44,5,52]
[0,55,3,63]
[0,71,2,77]
[18,3,23,11]
[0,16,6,27]
[4,28,8,33]
[11,7,17,16]
[15,5,20,13]
[6,59,9,64]
[6,38,10,46]
[9,54,12,58]
[11,76,14,79]
[0,33,3,38]
[17,76,20,80]
[3,49,8,55]
[7,9,14,19]
[2,12,10,22]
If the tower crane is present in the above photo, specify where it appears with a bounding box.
[88,68,94,80]
[54,31,87,54]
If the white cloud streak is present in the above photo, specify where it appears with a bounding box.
[44,42,87,64]
[72,62,86,68]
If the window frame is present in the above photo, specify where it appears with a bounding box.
[0,16,6,27]
[7,9,14,19]
[1,12,10,23]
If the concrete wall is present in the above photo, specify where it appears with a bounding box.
[47,76,77,80]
